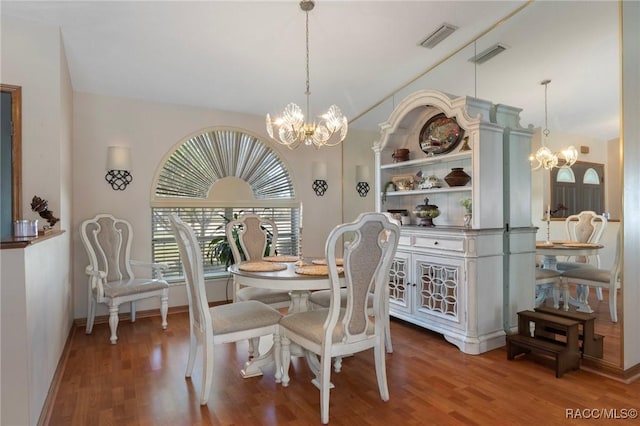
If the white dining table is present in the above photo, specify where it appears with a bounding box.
[229,258,342,380]
[535,241,603,313]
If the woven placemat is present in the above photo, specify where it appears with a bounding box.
[263,255,299,263]
[311,258,344,266]
[238,261,287,272]
[536,241,553,248]
[295,265,344,276]
[561,242,600,248]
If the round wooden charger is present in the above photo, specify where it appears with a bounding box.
[238,261,287,272]
[263,255,299,263]
[311,258,344,266]
[295,265,344,276]
[561,242,599,248]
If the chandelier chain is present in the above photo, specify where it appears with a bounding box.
[543,79,550,139]
[305,7,311,117]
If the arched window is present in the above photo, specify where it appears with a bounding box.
[556,168,575,183]
[151,127,299,279]
[583,168,600,185]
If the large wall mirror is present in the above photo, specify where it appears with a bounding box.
[1,84,22,240]
[346,1,622,369]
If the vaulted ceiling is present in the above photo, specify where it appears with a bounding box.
[1,1,619,140]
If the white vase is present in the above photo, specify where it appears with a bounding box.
[463,213,472,228]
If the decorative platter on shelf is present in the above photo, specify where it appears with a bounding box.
[419,113,464,156]
[391,174,414,191]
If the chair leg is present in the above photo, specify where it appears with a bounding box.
[552,282,560,309]
[320,354,332,425]
[248,337,259,359]
[384,298,393,353]
[281,336,291,387]
[131,301,136,322]
[108,304,120,344]
[333,357,342,373]
[374,338,390,402]
[185,331,197,378]
[274,332,282,384]
[596,286,604,302]
[581,285,591,303]
[200,338,214,405]
[160,292,169,329]
[86,296,96,334]
[609,287,618,323]
[562,281,570,311]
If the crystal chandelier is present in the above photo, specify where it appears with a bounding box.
[529,79,578,171]
[266,0,348,149]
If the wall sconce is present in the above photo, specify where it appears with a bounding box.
[105,146,132,190]
[312,161,328,196]
[356,165,370,197]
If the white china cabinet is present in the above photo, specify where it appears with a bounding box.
[374,90,537,354]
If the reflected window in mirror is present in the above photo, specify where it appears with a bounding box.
[551,161,604,218]
[0,84,22,239]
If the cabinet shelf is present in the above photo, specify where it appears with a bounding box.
[386,187,471,197]
[381,151,471,170]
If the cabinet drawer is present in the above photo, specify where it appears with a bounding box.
[398,235,412,247]
[414,236,464,252]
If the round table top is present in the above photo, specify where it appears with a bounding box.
[535,241,603,256]
[229,258,342,291]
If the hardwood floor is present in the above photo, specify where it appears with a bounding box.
[45,312,639,425]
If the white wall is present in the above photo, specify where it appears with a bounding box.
[622,0,640,371]
[0,15,73,425]
[72,92,343,319]
[342,127,377,223]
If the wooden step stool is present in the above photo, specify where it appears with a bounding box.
[535,306,604,359]
[507,310,581,378]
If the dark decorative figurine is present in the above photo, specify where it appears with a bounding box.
[31,195,60,228]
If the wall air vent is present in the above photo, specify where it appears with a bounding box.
[419,23,458,49]
[468,43,508,64]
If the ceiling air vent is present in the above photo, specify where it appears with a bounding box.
[419,23,458,49]
[468,43,508,64]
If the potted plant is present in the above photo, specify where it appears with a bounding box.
[460,198,472,228]
[206,214,239,268]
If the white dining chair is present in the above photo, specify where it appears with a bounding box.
[227,214,292,358]
[556,211,608,302]
[561,231,622,322]
[309,284,394,354]
[556,211,607,270]
[227,214,292,308]
[169,214,283,404]
[280,212,400,424]
[80,214,169,344]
